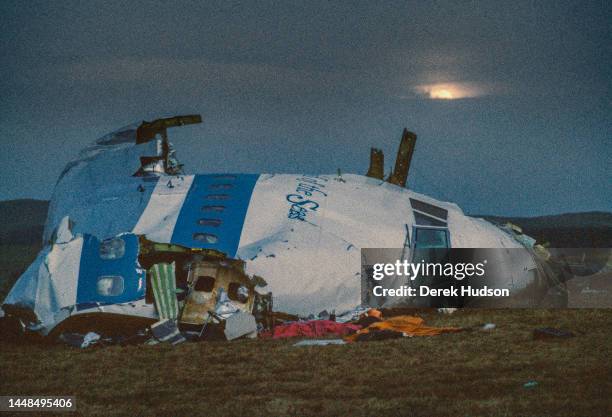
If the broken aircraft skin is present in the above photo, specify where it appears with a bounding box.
[2,115,561,336]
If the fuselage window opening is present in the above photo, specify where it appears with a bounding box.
[201,205,225,212]
[194,276,216,292]
[205,194,230,200]
[228,282,249,303]
[212,174,237,180]
[96,275,125,296]
[197,218,222,227]
[209,183,234,190]
[193,233,219,244]
[99,237,125,260]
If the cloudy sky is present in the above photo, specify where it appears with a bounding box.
[1,0,610,215]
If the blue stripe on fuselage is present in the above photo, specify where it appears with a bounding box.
[170,174,259,257]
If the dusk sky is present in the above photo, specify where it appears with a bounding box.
[1,0,610,216]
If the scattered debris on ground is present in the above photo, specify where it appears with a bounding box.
[533,327,575,340]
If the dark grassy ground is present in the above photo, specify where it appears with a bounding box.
[0,199,46,300]
[1,309,611,417]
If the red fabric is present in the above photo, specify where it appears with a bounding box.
[261,320,361,339]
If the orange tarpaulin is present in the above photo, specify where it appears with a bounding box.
[345,315,462,342]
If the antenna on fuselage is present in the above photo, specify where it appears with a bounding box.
[134,114,202,176]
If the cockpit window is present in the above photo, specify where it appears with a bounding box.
[412,227,450,264]
[414,228,449,249]
[414,212,447,227]
[410,198,448,221]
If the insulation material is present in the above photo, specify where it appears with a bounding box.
[150,319,185,345]
[149,262,179,321]
[223,312,257,340]
[181,261,254,325]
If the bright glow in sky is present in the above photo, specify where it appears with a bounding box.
[414,82,487,100]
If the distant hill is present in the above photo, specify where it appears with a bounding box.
[477,212,612,248]
[0,199,49,245]
[0,199,49,299]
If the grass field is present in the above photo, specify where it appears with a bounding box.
[1,309,611,417]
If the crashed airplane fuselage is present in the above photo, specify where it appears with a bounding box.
[3,115,559,335]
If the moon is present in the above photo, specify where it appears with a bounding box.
[414,82,487,100]
[430,88,455,99]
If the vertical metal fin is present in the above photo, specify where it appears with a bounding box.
[387,128,417,187]
[366,148,385,180]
